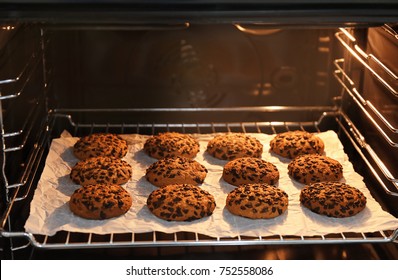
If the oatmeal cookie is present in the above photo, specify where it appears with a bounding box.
[146,184,216,221]
[73,133,128,160]
[269,130,324,159]
[222,157,279,186]
[300,182,367,218]
[288,154,343,184]
[206,133,263,161]
[69,184,132,220]
[146,156,207,187]
[70,156,132,186]
[144,132,200,159]
[226,183,288,219]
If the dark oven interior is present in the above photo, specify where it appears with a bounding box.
[1,18,398,259]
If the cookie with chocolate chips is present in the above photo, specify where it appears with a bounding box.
[288,154,343,184]
[146,184,216,221]
[222,157,279,186]
[226,184,288,219]
[144,132,200,159]
[206,133,263,161]
[69,184,132,220]
[146,156,208,187]
[70,156,132,186]
[269,130,325,159]
[73,133,128,160]
[300,182,367,218]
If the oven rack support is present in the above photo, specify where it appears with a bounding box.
[382,24,398,40]
[334,60,398,195]
[1,111,397,251]
[0,29,48,193]
[335,28,398,98]
[334,28,398,196]
[334,59,398,140]
[335,29,398,137]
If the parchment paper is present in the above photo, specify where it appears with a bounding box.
[25,130,398,237]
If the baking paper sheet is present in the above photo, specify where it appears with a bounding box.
[25,130,398,237]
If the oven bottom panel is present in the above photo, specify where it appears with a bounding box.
[10,242,398,260]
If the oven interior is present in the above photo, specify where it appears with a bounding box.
[0,22,398,259]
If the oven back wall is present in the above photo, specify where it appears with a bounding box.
[48,25,338,116]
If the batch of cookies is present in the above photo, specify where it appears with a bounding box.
[68,130,367,224]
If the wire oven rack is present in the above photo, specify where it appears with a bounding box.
[1,109,398,251]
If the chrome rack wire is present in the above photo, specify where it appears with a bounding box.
[382,24,398,40]
[0,38,44,98]
[0,28,51,201]
[0,113,51,225]
[334,63,398,196]
[1,111,397,250]
[50,105,332,131]
[0,26,48,258]
[334,60,398,195]
[335,28,398,98]
[334,27,398,196]
[334,59,398,138]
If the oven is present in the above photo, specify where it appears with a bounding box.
[1,1,398,260]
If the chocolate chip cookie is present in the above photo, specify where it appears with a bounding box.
[144,132,200,159]
[70,156,132,186]
[300,182,367,218]
[270,130,325,159]
[73,133,128,160]
[206,133,263,161]
[288,154,343,184]
[226,184,288,219]
[222,157,279,186]
[147,184,216,221]
[69,184,132,220]
[146,156,208,187]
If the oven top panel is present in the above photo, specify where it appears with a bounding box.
[1,0,397,26]
[1,0,398,3]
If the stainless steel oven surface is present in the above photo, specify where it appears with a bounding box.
[0,1,398,260]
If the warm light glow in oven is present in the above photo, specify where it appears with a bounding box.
[1,25,15,30]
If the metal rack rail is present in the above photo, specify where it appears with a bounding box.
[334,28,398,195]
[0,27,47,193]
[335,28,398,98]
[334,59,398,141]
